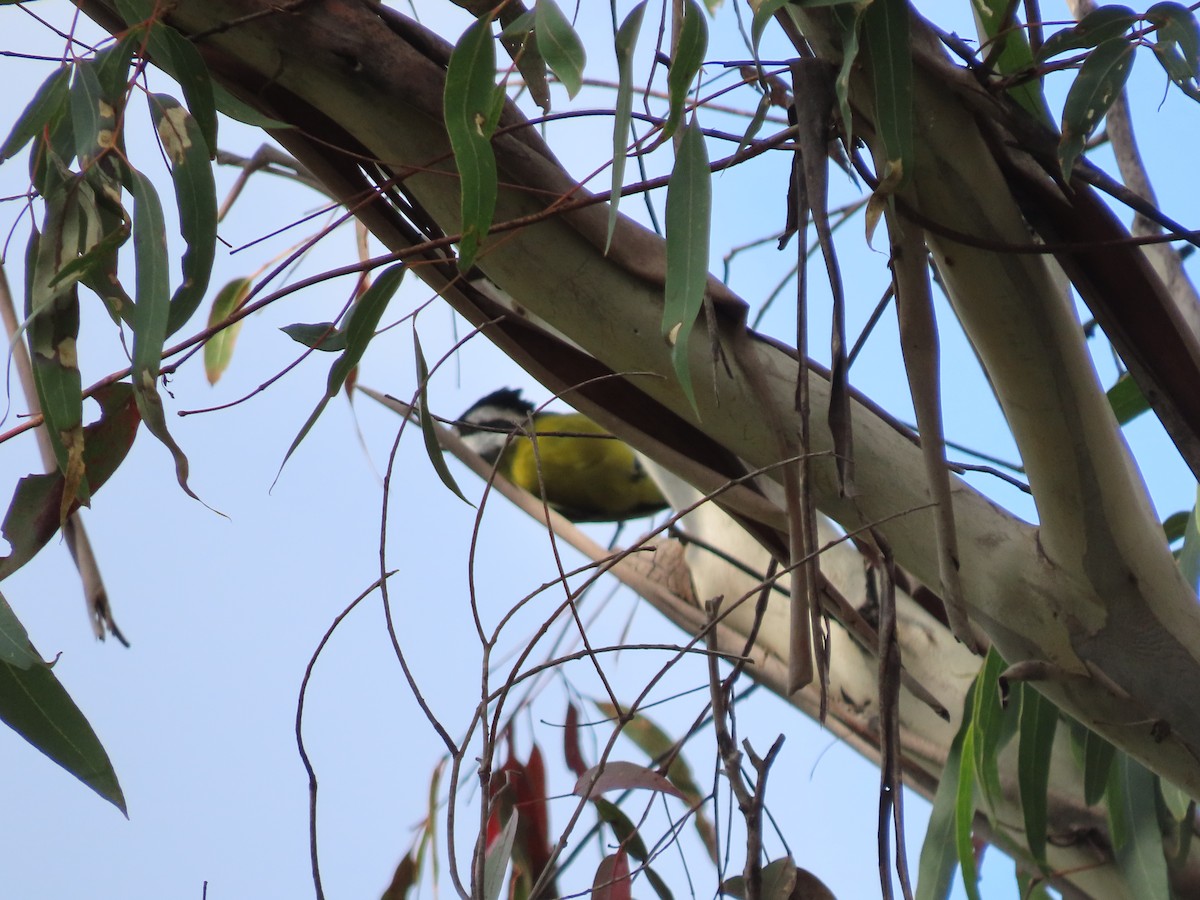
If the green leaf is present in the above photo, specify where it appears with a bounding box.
[917,679,976,900]
[971,647,1007,814]
[146,94,216,336]
[413,330,473,507]
[1163,509,1189,544]
[1058,37,1135,178]
[1038,6,1137,60]
[128,167,199,501]
[751,0,792,55]
[128,168,171,386]
[591,797,649,862]
[832,4,864,152]
[445,15,501,270]
[663,117,711,414]
[956,725,982,900]
[607,1,647,252]
[1082,726,1117,806]
[25,182,89,513]
[862,0,913,188]
[210,83,293,129]
[1107,373,1149,425]
[483,810,518,900]
[0,651,126,813]
[535,0,586,99]
[1146,3,1199,81]
[68,59,112,169]
[280,322,348,352]
[644,865,674,900]
[971,0,1051,121]
[1107,753,1170,899]
[0,592,40,669]
[1177,485,1200,593]
[1158,776,1193,822]
[204,278,251,384]
[1017,686,1058,867]
[665,0,707,138]
[143,22,218,156]
[0,65,70,163]
[281,265,406,471]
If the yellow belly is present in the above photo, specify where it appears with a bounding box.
[501,414,666,522]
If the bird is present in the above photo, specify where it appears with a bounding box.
[452,388,668,523]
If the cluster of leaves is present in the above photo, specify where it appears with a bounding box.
[918,647,1198,900]
[0,0,232,812]
[1040,2,1200,175]
[443,0,712,409]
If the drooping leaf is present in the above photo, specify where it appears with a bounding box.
[1107,753,1170,899]
[591,797,649,861]
[831,4,864,152]
[380,851,417,900]
[862,0,913,189]
[68,59,110,169]
[563,701,588,777]
[972,0,1052,120]
[445,15,501,270]
[281,265,406,470]
[1147,2,1200,98]
[414,330,473,506]
[1178,486,1200,593]
[0,592,40,669]
[210,83,293,129]
[0,65,70,163]
[607,1,647,252]
[26,199,87,516]
[482,810,518,900]
[280,322,348,352]
[535,0,586,99]
[1081,725,1117,806]
[1107,372,1149,425]
[1058,37,1136,178]
[591,850,631,900]
[0,650,126,814]
[1037,5,1137,60]
[916,678,975,900]
[665,0,707,138]
[127,167,199,500]
[146,94,216,336]
[972,647,1007,814]
[1158,776,1194,823]
[1017,685,1058,867]
[956,725,982,900]
[663,117,711,413]
[1164,509,1190,545]
[143,22,218,155]
[204,277,251,384]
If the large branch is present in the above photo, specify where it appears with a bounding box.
[78,0,1200,820]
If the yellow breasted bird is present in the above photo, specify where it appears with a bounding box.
[453,389,667,523]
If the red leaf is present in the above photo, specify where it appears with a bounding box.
[591,850,631,900]
[564,702,588,777]
[573,761,686,800]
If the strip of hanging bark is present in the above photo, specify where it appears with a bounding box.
[782,58,853,495]
[870,532,914,900]
[886,216,980,653]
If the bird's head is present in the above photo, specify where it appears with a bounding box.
[453,388,535,464]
